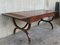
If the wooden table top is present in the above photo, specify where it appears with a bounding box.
[2,10,55,20]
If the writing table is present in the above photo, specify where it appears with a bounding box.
[2,10,55,43]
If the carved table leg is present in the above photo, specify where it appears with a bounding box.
[12,18,31,43]
[47,21,53,29]
[38,17,54,29]
[41,19,53,29]
[13,27,18,35]
[38,19,42,26]
[24,31,31,43]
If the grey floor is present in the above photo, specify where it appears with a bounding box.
[0,22,60,45]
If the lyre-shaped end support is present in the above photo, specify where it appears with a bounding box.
[12,18,31,43]
[38,17,54,30]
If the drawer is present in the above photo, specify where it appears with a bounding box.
[29,16,41,23]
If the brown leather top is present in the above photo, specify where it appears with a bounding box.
[2,10,55,20]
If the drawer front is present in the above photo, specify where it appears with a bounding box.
[29,16,41,23]
[28,13,55,23]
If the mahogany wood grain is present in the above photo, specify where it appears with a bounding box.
[2,10,55,22]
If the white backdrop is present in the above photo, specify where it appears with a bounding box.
[0,0,45,13]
